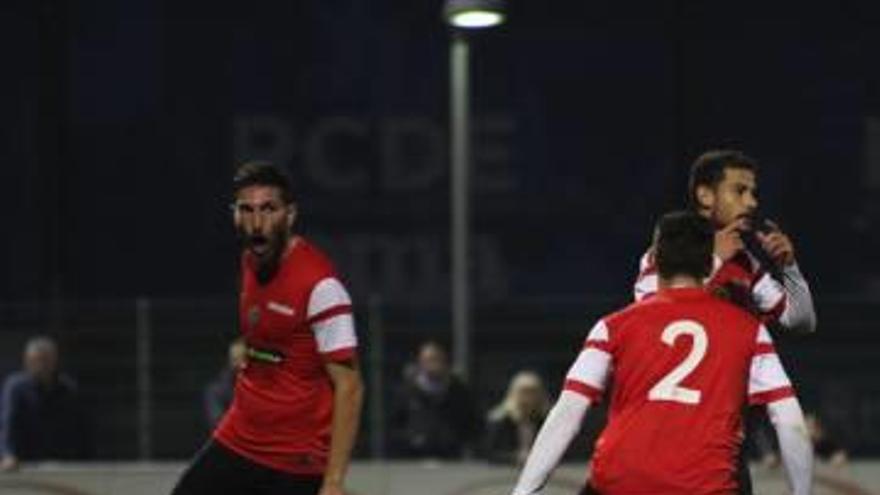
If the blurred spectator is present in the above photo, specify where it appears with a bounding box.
[484,371,550,465]
[806,413,848,467]
[389,341,480,459]
[203,338,247,428]
[0,336,92,472]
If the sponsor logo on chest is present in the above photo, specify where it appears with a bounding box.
[267,301,296,317]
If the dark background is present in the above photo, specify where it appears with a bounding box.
[1,0,879,458]
[2,0,879,301]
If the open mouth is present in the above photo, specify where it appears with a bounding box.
[248,235,270,254]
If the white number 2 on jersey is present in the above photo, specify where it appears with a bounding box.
[648,320,708,405]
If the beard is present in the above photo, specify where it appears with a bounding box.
[241,225,290,284]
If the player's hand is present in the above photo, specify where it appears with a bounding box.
[0,455,19,472]
[318,482,346,495]
[714,219,746,261]
[756,220,795,266]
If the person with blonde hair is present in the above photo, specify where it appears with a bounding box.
[485,371,551,465]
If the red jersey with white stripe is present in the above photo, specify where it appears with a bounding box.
[635,248,787,323]
[564,287,794,495]
[215,237,357,475]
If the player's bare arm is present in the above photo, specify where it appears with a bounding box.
[321,359,364,495]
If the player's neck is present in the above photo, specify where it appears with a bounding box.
[694,209,725,231]
[658,275,702,290]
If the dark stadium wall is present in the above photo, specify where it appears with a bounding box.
[0,0,875,302]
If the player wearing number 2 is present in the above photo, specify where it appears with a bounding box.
[633,150,816,494]
[511,211,812,495]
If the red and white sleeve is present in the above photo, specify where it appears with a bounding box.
[307,277,357,362]
[748,325,795,405]
[633,251,658,301]
[751,271,788,322]
[563,320,612,403]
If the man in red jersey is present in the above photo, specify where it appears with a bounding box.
[171,162,364,495]
[634,150,816,333]
[633,150,816,494]
[511,211,812,495]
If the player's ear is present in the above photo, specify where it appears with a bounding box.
[286,203,297,228]
[695,185,715,211]
[231,202,242,227]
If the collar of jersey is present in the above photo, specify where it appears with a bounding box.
[657,286,708,299]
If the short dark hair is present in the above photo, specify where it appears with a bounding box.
[232,161,295,204]
[688,150,758,209]
[655,210,714,280]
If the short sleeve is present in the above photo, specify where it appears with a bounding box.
[751,272,787,321]
[563,320,612,403]
[634,251,658,301]
[748,325,795,405]
[307,277,357,362]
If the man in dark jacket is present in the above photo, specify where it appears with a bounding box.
[390,341,480,458]
[0,336,92,471]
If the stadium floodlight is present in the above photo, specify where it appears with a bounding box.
[443,0,506,29]
[445,0,505,380]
